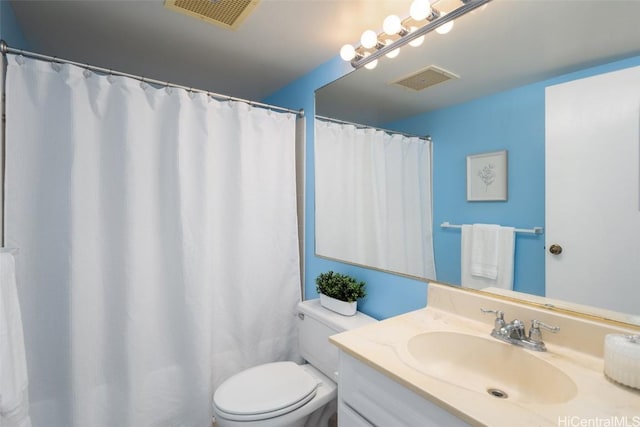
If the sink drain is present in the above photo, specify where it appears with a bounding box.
[487,388,508,399]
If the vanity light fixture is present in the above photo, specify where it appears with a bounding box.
[408,27,425,47]
[435,12,454,34]
[340,0,493,70]
[385,41,400,59]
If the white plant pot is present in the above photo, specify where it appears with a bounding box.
[319,293,357,316]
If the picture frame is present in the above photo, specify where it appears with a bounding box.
[466,150,508,201]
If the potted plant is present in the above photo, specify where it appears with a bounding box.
[315,271,366,316]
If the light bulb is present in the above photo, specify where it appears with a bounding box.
[410,0,432,21]
[361,30,379,49]
[383,14,402,35]
[408,27,425,47]
[384,40,400,58]
[340,44,356,61]
[436,13,454,34]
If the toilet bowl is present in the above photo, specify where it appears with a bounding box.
[212,299,376,427]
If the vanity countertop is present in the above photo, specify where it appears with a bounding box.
[330,283,640,427]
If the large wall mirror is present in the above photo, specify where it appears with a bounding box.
[315,0,640,326]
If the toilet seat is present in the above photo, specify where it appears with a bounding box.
[214,361,320,422]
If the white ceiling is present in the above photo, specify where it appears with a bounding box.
[7,0,403,102]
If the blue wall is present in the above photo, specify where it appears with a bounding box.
[266,53,640,320]
[388,83,546,296]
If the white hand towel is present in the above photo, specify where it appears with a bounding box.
[470,224,500,279]
[0,252,32,427]
[461,225,515,290]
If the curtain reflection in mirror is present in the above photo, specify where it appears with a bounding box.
[315,118,435,279]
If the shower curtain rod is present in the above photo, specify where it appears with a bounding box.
[316,115,431,142]
[0,40,304,118]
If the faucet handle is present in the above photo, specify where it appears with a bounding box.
[529,319,560,343]
[480,308,506,331]
[480,308,504,318]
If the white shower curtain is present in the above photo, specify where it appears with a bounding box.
[3,55,301,427]
[315,119,436,279]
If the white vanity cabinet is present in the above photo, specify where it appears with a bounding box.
[337,352,471,427]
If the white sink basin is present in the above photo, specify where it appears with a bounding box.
[403,331,578,404]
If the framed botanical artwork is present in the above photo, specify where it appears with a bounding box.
[466,150,508,201]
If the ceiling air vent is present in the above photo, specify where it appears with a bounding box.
[165,0,260,30]
[392,65,459,91]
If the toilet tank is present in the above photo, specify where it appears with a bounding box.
[297,299,376,383]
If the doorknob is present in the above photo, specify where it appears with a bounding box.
[549,244,563,255]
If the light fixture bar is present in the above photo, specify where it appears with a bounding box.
[351,0,493,69]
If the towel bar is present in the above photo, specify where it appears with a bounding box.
[440,222,543,235]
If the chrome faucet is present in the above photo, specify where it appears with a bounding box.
[481,308,559,352]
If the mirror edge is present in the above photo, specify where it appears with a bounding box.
[428,280,640,330]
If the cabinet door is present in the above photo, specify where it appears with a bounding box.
[339,352,470,427]
[337,402,373,427]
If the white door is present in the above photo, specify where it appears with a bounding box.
[545,65,640,315]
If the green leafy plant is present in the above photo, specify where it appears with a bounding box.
[315,271,366,303]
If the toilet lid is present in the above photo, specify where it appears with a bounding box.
[214,361,319,421]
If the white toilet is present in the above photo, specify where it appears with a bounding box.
[212,298,376,427]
